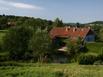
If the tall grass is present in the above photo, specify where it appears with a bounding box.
[0,63,103,77]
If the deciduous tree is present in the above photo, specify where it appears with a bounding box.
[3,26,33,60]
[29,30,52,62]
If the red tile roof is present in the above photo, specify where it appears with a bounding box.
[50,27,91,39]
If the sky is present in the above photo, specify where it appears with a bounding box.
[0,0,103,23]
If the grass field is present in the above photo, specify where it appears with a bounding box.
[0,63,103,77]
[87,42,103,54]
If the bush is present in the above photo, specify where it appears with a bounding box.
[97,52,103,61]
[0,42,3,51]
[94,60,103,65]
[78,53,97,65]
[0,53,9,61]
[94,52,103,65]
[79,46,88,53]
[0,56,7,61]
[0,43,1,51]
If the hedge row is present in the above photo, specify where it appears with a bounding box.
[78,53,103,65]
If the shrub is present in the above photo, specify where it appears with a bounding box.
[97,52,103,61]
[79,46,88,53]
[94,60,103,65]
[0,56,7,62]
[78,53,97,65]
[0,53,9,61]
[0,42,3,51]
[0,43,1,51]
[94,52,103,65]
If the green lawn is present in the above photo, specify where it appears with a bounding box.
[87,42,103,54]
[0,63,103,77]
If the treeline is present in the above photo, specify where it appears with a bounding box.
[0,14,53,30]
[88,21,103,25]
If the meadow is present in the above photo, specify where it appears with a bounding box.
[87,42,103,54]
[0,63,103,77]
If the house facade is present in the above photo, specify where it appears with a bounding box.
[50,27,95,42]
[49,26,95,63]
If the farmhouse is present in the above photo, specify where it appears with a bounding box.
[49,27,95,62]
[50,26,95,42]
[50,27,95,51]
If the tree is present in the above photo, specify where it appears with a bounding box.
[92,24,102,41]
[65,37,87,62]
[66,38,78,61]
[76,22,80,27]
[0,16,8,29]
[0,15,53,30]
[3,26,33,60]
[52,18,63,27]
[29,30,52,62]
[99,27,103,42]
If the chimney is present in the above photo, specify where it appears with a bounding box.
[81,28,84,31]
[88,26,91,29]
[68,26,70,29]
[66,27,68,31]
[73,27,76,32]
[66,26,70,31]
[75,26,78,29]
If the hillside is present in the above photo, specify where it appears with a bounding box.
[89,21,103,24]
[0,15,53,30]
